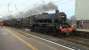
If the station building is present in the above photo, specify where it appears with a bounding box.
[75,0,89,29]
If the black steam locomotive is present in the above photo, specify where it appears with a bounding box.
[30,10,75,35]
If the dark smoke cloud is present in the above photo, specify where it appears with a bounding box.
[38,2,58,11]
[24,2,58,17]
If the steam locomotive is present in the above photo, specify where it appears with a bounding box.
[30,10,76,35]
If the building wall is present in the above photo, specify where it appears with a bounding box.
[76,0,89,20]
[76,0,89,29]
[76,20,89,29]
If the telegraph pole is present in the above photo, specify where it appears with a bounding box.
[8,3,10,15]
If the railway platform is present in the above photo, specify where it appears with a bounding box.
[77,29,89,32]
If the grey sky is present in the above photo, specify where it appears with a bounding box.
[0,0,75,18]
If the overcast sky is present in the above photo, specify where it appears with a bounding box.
[0,0,75,18]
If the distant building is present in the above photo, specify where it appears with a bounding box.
[70,16,76,24]
[75,0,89,29]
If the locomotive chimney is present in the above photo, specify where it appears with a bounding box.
[55,9,59,14]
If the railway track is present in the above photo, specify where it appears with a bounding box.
[12,28,89,50]
[62,36,89,47]
[26,31,89,50]
[42,31,89,48]
[31,30,89,48]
